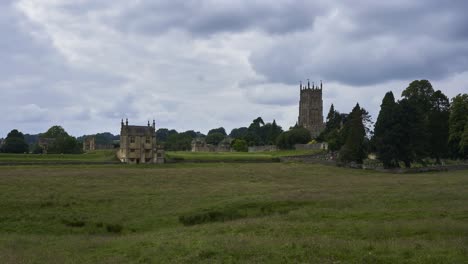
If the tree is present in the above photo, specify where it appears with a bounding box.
[205,132,225,145]
[339,104,366,164]
[460,122,468,159]
[165,132,193,151]
[207,127,227,136]
[317,104,347,150]
[232,139,248,152]
[40,126,82,154]
[42,126,70,138]
[398,80,436,165]
[229,127,248,139]
[374,92,400,168]
[1,129,29,153]
[401,80,435,113]
[276,127,311,149]
[448,94,468,159]
[156,128,178,143]
[266,120,283,144]
[427,90,450,163]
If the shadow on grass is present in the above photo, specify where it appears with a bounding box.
[179,201,308,226]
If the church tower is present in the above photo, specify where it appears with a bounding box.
[298,80,325,138]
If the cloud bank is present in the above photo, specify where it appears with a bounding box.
[1,0,467,136]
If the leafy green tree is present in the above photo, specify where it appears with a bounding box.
[208,127,227,136]
[42,126,70,138]
[182,130,198,139]
[40,126,82,154]
[205,132,225,145]
[156,128,178,143]
[374,92,400,168]
[339,104,366,164]
[232,139,248,152]
[398,80,436,164]
[165,132,193,151]
[229,127,248,139]
[460,122,468,158]
[276,127,311,149]
[1,129,29,153]
[401,80,435,113]
[448,94,468,159]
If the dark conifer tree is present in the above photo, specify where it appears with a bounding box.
[339,103,366,164]
[374,91,399,168]
[428,90,450,163]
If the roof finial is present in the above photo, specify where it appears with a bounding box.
[153,119,156,128]
[300,80,302,90]
[307,79,310,89]
[125,118,128,126]
[320,80,323,89]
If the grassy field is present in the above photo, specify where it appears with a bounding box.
[0,149,323,163]
[0,150,118,163]
[0,163,467,263]
[165,149,323,162]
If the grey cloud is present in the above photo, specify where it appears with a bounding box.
[108,1,326,36]
[2,0,468,137]
[249,1,468,86]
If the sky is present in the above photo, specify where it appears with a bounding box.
[1,0,467,137]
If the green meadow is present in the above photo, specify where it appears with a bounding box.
[0,150,117,163]
[0,163,467,263]
[165,149,322,162]
[0,149,323,163]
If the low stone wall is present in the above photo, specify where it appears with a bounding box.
[279,151,335,164]
[248,145,278,152]
[294,143,328,151]
[372,164,468,173]
[281,153,468,173]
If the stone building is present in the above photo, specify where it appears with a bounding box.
[191,137,232,152]
[298,80,325,138]
[117,119,164,164]
[83,136,96,152]
[83,136,115,152]
[38,138,55,154]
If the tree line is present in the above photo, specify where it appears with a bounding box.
[372,80,467,167]
[2,79,466,165]
[317,80,467,167]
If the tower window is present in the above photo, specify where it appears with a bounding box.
[130,136,135,143]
